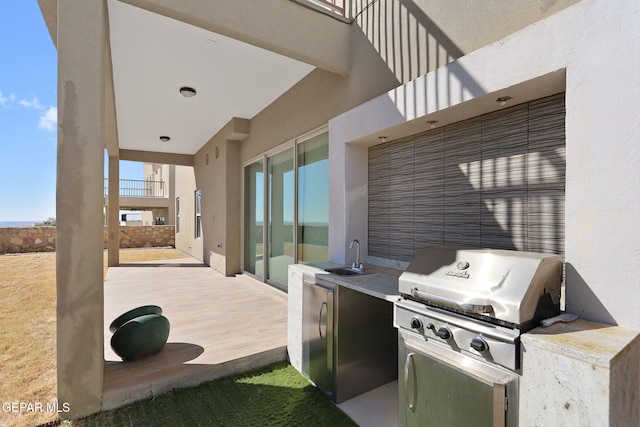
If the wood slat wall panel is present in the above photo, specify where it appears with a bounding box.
[443,119,482,248]
[527,93,566,255]
[368,143,390,258]
[389,137,416,260]
[368,93,565,261]
[414,129,445,248]
[481,103,529,250]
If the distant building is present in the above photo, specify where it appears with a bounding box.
[105,163,175,226]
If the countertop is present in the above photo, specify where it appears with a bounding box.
[294,262,403,303]
[522,318,640,367]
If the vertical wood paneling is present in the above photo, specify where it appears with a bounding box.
[389,136,415,260]
[368,142,390,258]
[367,93,566,261]
[527,93,566,254]
[443,119,483,247]
[480,104,529,250]
[414,129,445,250]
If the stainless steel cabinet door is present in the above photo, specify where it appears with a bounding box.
[399,332,518,427]
[302,280,334,396]
[334,285,397,403]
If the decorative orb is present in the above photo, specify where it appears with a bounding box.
[109,305,170,362]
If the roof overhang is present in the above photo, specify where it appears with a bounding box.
[38,0,352,158]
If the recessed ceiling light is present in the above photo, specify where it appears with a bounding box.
[179,87,196,98]
[159,136,170,142]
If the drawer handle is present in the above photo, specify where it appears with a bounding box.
[404,352,416,411]
[318,302,327,340]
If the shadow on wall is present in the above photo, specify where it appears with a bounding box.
[565,263,617,326]
[352,0,486,124]
[353,0,485,92]
[353,0,464,82]
[368,94,566,262]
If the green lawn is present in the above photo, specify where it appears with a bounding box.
[70,362,357,427]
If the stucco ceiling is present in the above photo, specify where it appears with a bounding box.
[107,0,315,155]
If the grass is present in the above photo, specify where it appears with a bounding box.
[68,362,357,427]
[1,249,356,427]
[0,248,188,427]
[0,252,57,427]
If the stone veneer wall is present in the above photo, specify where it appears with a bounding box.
[0,226,57,254]
[0,226,175,254]
[108,225,175,249]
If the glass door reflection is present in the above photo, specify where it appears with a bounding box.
[298,132,329,264]
[243,160,264,279]
[267,148,294,287]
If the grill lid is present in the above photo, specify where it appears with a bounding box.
[398,246,563,327]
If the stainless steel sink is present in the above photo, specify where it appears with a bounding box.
[324,267,370,276]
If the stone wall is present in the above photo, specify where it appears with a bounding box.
[0,226,57,254]
[108,225,175,249]
[0,226,175,254]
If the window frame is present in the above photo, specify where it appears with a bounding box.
[175,197,181,234]
[241,125,329,289]
[195,190,202,239]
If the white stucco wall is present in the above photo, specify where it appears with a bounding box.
[329,0,640,329]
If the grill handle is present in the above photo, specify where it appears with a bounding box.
[412,288,494,314]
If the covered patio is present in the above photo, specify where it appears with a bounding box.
[102,257,288,410]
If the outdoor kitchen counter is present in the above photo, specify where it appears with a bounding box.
[520,319,640,426]
[314,263,402,302]
[287,262,402,377]
[287,262,402,302]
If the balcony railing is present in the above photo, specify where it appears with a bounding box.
[309,0,347,16]
[104,178,167,198]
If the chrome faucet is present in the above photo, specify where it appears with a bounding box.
[350,239,363,271]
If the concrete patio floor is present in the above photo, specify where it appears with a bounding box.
[102,257,288,411]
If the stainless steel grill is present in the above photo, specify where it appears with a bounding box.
[398,246,563,331]
[394,246,563,426]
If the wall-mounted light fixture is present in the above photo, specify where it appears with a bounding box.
[427,120,438,129]
[496,96,513,106]
[159,136,171,142]
[179,86,197,98]
[378,136,387,143]
[215,146,220,159]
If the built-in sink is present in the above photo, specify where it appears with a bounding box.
[324,267,370,276]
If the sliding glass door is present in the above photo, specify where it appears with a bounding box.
[298,132,329,263]
[243,160,264,279]
[243,130,329,290]
[267,148,294,286]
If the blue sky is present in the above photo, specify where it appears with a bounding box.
[0,1,142,222]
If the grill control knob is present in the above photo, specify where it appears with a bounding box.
[435,326,452,340]
[410,317,422,329]
[470,337,489,353]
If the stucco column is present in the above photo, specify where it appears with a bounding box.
[167,164,176,225]
[225,142,242,274]
[108,155,120,266]
[56,0,106,417]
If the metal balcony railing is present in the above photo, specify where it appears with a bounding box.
[104,178,167,198]
[309,0,347,16]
